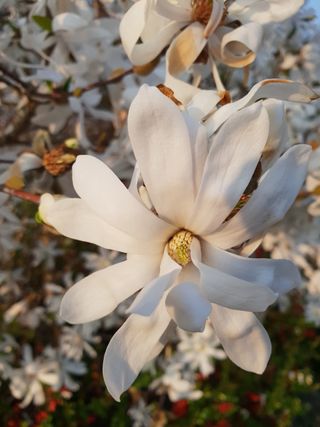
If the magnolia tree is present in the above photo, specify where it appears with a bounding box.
[0,0,320,426]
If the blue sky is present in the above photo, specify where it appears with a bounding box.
[309,0,320,16]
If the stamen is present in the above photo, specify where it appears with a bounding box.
[191,0,213,26]
[168,230,194,266]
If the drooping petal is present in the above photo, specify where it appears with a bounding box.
[39,194,164,255]
[229,0,304,24]
[187,103,269,235]
[164,22,218,108]
[165,282,212,332]
[202,241,301,295]
[52,13,88,32]
[128,85,196,227]
[204,79,319,137]
[72,155,176,241]
[103,301,170,401]
[127,250,182,316]
[60,254,161,324]
[211,304,271,374]
[206,144,311,249]
[119,0,185,66]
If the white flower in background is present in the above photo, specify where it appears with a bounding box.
[151,360,203,401]
[177,323,226,377]
[59,324,100,361]
[9,345,59,407]
[120,0,304,103]
[128,398,153,427]
[39,85,310,401]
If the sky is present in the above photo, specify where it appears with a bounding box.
[309,0,320,17]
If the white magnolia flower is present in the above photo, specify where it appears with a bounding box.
[120,0,304,102]
[9,345,59,407]
[177,323,226,376]
[59,325,100,361]
[150,361,203,401]
[39,85,310,401]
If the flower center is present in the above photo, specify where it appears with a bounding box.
[167,230,194,266]
[191,0,213,25]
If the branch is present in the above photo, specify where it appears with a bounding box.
[1,187,40,204]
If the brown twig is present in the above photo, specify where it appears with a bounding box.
[1,187,40,204]
[0,63,134,103]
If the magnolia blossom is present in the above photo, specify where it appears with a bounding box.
[120,0,304,102]
[39,85,310,401]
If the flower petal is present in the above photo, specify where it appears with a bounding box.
[39,194,162,255]
[191,239,278,312]
[209,23,262,68]
[206,144,311,249]
[164,22,218,107]
[119,0,185,65]
[60,254,161,324]
[202,241,301,295]
[165,282,212,332]
[188,103,269,235]
[155,0,191,21]
[211,304,271,374]
[128,85,196,227]
[127,250,181,316]
[204,79,319,137]
[72,155,175,241]
[103,301,170,401]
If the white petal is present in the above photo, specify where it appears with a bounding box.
[207,144,311,249]
[211,304,271,374]
[60,254,161,324]
[155,0,191,21]
[103,301,170,401]
[72,155,175,241]
[204,79,319,137]
[197,262,277,311]
[210,23,262,68]
[128,85,196,227]
[188,103,269,234]
[166,282,212,332]
[127,250,181,316]
[202,241,301,295]
[164,22,217,107]
[119,0,185,65]
[39,194,162,255]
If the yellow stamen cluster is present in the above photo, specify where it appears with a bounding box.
[168,230,194,266]
[191,0,213,26]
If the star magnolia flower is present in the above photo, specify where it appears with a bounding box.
[120,0,304,102]
[39,85,310,401]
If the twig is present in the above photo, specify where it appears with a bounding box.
[1,187,40,204]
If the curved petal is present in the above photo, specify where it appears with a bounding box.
[128,85,196,227]
[127,250,182,316]
[187,103,270,235]
[204,79,319,137]
[72,155,175,242]
[52,13,88,32]
[39,194,163,255]
[211,304,271,374]
[209,23,262,68]
[60,254,161,324]
[103,300,170,401]
[164,22,218,107]
[202,241,301,295]
[206,144,311,249]
[165,282,212,332]
[119,0,185,65]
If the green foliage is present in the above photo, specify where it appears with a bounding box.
[32,16,52,32]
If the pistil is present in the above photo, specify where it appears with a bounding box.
[168,230,194,266]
